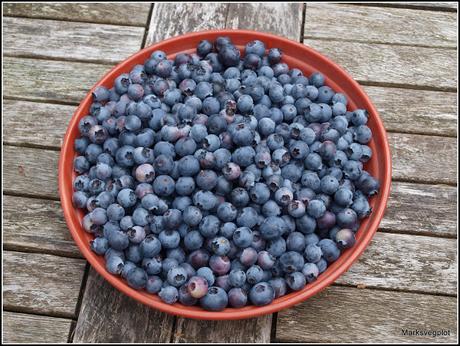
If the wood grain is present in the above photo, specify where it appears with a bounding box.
[72,267,174,343]
[3,17,145,64]
[3,311,73,343]
[381,182,457,237]
[3,2,152,26]
[226,3,304,41]
[172,316,272,343]
[4,132,455,204]
[351,2,458,11]
[3,195,81,257]
[304,3,457,47]
[4,86,457,151]
[276,286,457,343]
[389,132,457,184]
[3,145,59,199]
[3,251,86,318]
[3,99,75,148]
[4,57,109,104]
[146,3,229,45]
[304,39,457,90]
[336,232,457,295]
[363,86,457,137]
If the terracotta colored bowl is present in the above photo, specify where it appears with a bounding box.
[59,29,392,320]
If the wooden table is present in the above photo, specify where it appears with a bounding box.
[3,2,457,343]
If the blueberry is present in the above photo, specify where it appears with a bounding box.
[318,239,340,263]
[199,215,220,238]
[200,286,228,311]
[140,234,162,257]
[210,236,231,256]
[335,228,356,249]
[166,266,188,287]
[260,216,288,240]
[107,230,129,251]
[233,227,253,248]
[249,282,275,306]
[90,237,109,255]
[239,247,258,267]
[286,271,306,291]
[279,251,304,274]
[159,285,179,304]
[249,183,270,204]
[117,188,137,208]
[306,199,326,218]
[336,208,358,228]
[193,190,218,211]
[146,275,163,294]
[302,262,319,283]
[153,175,175,196]
[73,191,88,209]
[159,230,180,249]
[106,254,124,274]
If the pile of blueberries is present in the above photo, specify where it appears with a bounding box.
[72,36,379,311]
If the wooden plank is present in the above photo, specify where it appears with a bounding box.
[276,286,457,343]
[304,3,457,47]
[303,39,457,90]
[389,133,457,185]
[350,2,458,11]
[72,267,174,343]
[363,86,457,137]
[3,311,73,343]
[336,232,457,295]
[3,99,74,148]
[4,132,455,202]
[381,182,457,237]
[226,3,304,41]
[3,195,81,257]
[3,57,109,104]
[146,3,229,45]
[150,3,301,342]
[3,17,144,64]
[3,146,59,199]
[4,87,457,151]
[3,2,152,26]
[3,251,86,318]
[172,316,272,343]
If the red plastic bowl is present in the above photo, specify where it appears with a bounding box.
[59,30,391,320]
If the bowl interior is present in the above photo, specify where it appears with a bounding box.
[59,30,391,320]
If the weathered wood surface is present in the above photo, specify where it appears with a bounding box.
[3,99,75,148]
[4,57,109,104]
[147,3,228,45]
[304,3,457,47]
[147,3,303,45]
[276,286,457,343]
[3,311,73,343]
[3,2,152,26]
[72,267,174,343]
[4,132,455,203]
[336,232,457,295]
[3,146,59,199]
[226,3,303,41]
[363,86,457,137]
[3,87,456,152]
[304,39,457,90]
[351,2,458,11]
[389,132,457,185]
[381,182,457,237]
[3,251,86,318]
[172,315,272,343]
[3,17,145,64]
[3,195,81,257]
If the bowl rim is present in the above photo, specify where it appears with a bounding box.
[59,29,392,320]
